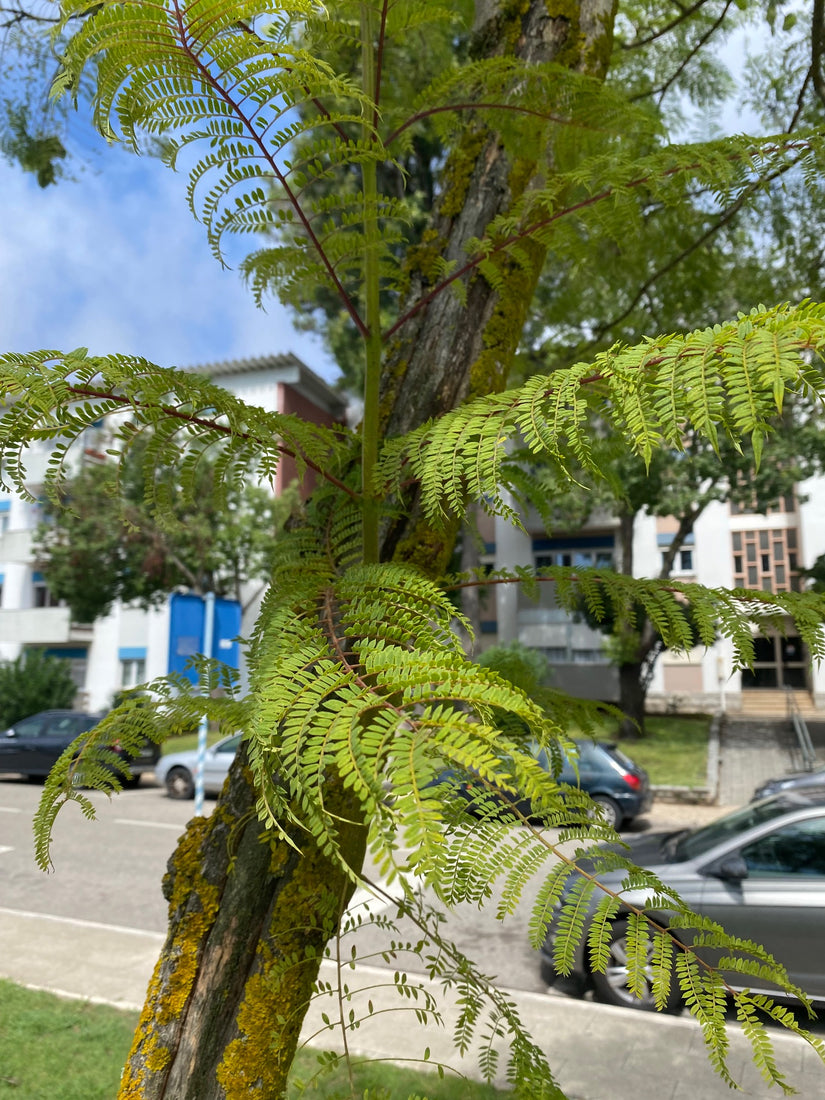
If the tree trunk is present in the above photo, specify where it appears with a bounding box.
[617,659,647,740]
[615,509,698,738]
[119,3,618,1096]
[119,748,366,1100]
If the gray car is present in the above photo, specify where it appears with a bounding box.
[539,789,825,1010]
[155,733,241,799]
[753,764,825,801]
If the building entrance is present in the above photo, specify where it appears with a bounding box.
[741,635,807,690]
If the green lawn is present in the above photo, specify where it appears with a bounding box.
[160,730,225,755]
[0,981,510,1099]
[568,713,711,788]
[613,714,711,787]
[0,981,137,1100]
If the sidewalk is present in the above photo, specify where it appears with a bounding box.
[3,906,823,1100]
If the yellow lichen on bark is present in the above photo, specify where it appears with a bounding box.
[117,815,221,1099]
[215,838,343,1100]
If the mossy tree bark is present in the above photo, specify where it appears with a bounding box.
[118,2,617,1096]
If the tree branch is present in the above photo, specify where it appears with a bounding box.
[582,151,805,349]
[628,0,734,106]
[66,384,360,501]
[813,0,825,110]
[619,0,714,52]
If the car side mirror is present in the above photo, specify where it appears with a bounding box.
[4,728,16,738]
[707,854,749,883]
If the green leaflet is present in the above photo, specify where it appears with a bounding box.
[0,349,353,512]
[379,301,825,519]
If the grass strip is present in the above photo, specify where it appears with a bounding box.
[0,980,510,1098]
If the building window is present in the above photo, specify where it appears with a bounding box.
[32,572,60,608]
[535,547,614,570]
[118,647,148,688]
[732,529,802,593]
[730,492,796,516]
[121,659,146,688]
[662,548,694,573]
[657,533,695,574]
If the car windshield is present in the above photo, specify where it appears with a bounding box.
[674,796,815,861]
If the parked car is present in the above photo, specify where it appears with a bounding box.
[155,733,242,799]
[432,739,652,830]
[752,763,825,801]
[538,789,825,1010]
[0,709,160,787]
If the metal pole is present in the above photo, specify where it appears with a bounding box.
[194,591,216,816]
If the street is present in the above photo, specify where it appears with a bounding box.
[0,775,727,995]
[2,777,825,1100]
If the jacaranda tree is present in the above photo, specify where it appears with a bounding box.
[3,3,825,1098]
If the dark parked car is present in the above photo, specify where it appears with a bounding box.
[753,763,825,801]
[554,740,652,829]
[433,739,652,830]
[539,789,825,1010]
[0,709,160,787]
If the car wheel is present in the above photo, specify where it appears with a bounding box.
[591,918,681,1013]
[591,794,623,830]
[539,956,558,986]
[165,766,195,800]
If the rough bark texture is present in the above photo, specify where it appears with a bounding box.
[118,750,366,1099]
[380,0,617,573]
[119,3,618,1096]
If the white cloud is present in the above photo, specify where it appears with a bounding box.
[0,150,338,381]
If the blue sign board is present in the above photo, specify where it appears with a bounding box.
[168,593,241,684]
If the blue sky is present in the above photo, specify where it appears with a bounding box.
[0,142,338,382]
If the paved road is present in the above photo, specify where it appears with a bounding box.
[2,778,824,1099]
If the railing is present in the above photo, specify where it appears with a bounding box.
[785,686,817,772]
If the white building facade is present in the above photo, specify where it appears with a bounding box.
[487,482,825,715]
[0,355,346,713]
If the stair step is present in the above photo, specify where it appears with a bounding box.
[736,691,823,719]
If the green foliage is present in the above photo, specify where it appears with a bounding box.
[0,103,66,186]
[476,641,550,698]
[381,301,825,523]
[6,1,825,1095]
[0,649,77,728]
[0,346,352,519]
[32,439,299,622]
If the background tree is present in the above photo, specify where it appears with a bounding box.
[0,649,76,727]
[33,441,297,622]
[3,3,825,1099]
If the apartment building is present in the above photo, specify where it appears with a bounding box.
[485,476,825,715]
[0,355,347,712]
[4,349,824,717]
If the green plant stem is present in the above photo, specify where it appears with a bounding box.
[360,0,382,565]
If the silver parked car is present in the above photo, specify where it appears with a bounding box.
[539,789,825,1010]
[753,763,825,801]
[155,733,241,799]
